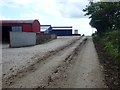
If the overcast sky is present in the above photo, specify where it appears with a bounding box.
[0,0,98,35]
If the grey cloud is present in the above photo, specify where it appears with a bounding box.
[56,0,89,18]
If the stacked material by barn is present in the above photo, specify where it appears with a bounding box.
[1,20,40,43]
[36,33,57,44]
[40,25,52,33]
[74,29,78,34]
[49,26,72,36]
[72,29,81,36]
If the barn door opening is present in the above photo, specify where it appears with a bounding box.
[2,26,12,43]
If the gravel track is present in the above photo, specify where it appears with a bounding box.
[43,37,106,88]
[2,36,106,88]
[3,36,85,88]
[2,36,80,79]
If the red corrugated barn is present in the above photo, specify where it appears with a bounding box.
[0,20,41,43]
[1,20,40,32]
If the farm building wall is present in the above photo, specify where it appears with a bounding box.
[22,24,32,32]
[49,29,72,36]
[10,32,36,47]
[32,20,40,32]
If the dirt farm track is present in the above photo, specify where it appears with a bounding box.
[2,36,107,88]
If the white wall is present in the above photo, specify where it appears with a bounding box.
[10,32,36,48]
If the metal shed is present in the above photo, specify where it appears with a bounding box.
[49,26,72,36]
[40,25,52,33]
[0,20,41,43]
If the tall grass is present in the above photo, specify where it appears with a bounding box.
[93,29,120,64]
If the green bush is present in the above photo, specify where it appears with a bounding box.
[99,30,120,64]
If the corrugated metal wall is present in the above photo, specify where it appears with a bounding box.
[32,20,40,32]
[49,29,72,36]
[22,24,32,32]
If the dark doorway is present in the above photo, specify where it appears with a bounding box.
[2,26,12,43]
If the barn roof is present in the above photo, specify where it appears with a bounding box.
[52,26,72,28]
[52,26,72,30]
[0,20,38,24]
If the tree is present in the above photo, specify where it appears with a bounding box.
[83,2,120,34]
